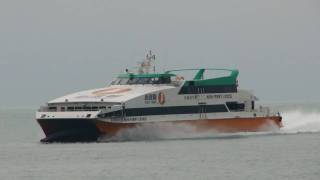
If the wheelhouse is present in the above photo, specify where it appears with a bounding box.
[110,73,177,85]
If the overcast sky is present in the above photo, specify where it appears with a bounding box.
[0,0,319,108]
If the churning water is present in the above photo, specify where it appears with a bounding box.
[0,104,319,180]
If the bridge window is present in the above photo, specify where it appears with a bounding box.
[112,77,172,85]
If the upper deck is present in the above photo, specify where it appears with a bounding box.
[44,51,241,112]
[111,68,239,94]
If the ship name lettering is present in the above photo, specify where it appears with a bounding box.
[184,95,199,100]
[124,117,147,121]
[206,94,232,99]
[145,94,157,104]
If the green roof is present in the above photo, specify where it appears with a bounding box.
[117,68,239,86]
[166,68,239,86]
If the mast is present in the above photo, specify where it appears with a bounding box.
[138,50,156,74]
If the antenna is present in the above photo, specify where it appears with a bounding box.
[138,50,156,74]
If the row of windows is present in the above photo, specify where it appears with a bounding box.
[226,102,245,112]
[48,106,108,112]
[99,104,228,118]
[179,85,237,94]
[111,77,172,85]
[47,102,247,114]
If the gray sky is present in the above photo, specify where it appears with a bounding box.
[0,0,319,108]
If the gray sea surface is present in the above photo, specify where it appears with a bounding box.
[0,104,319,180]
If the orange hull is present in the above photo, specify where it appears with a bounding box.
[95,116,283,137]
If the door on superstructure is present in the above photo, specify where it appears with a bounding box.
[198,87,207,120]
[121,104,126,120]
[199,103,207,120]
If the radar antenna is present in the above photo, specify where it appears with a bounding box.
[138,50,156,74]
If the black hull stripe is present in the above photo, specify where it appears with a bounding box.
[99,104,228,118]
[179,85,237,94]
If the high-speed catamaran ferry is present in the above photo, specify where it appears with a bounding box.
[36,52,283,142]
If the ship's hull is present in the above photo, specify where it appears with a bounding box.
[37,116,282,143]
[37,119,100,143]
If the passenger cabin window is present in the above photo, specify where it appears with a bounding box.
[110,79,121,85]
[111,77,172,85]
[128,77,152,84]
[226,102,245,112]
[158,77,171,84]
[119,78,129,85]
[75,107,82,111]
[67,107,75,111]
[49,106,57,112]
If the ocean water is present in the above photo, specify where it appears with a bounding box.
[0,104,319,180]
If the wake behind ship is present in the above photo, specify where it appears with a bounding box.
[36,51,282,142]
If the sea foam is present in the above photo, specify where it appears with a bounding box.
[281,110,320,133]
[100,110,320,142]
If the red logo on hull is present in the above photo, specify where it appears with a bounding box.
[158,92,165,105]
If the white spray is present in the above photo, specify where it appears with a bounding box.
[281,110,320,133]
[99,109,320,142]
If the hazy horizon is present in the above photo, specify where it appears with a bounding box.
[0,0,319,108]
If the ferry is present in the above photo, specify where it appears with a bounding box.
[36,51,283,142]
